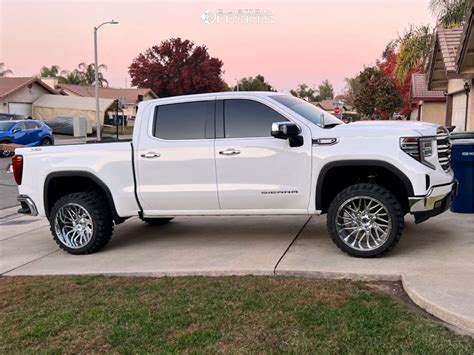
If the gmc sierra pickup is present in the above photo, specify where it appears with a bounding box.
[12,92,457,257]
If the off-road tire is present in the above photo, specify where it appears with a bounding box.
[327,183,404,258]
[50,191,113,254]
[139,216,174,226]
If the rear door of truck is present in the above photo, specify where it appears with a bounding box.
[134,98,219,215]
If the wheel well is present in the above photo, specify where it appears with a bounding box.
[44,173,123,224]
[317,164,412,214]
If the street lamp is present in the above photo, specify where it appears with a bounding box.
[94,20,118,141]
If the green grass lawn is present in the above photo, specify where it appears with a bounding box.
[1,276,473,353]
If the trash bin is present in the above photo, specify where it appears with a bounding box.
[450,139,474,213]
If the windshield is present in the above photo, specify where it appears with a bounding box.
[271,95,343,127]
[0,122,15,131]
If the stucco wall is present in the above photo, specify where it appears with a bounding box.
[447,78,465,95]
[421,102,446,126]
[0,83,51,114]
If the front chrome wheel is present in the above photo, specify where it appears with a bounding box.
[336,196,392,251]
[54,203,93,249]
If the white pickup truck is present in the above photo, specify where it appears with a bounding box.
[12,92,457,257]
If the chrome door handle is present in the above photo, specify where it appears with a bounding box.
[219,148,240,156]
[141,152,161,159]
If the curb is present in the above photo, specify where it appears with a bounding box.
[402,275,474,335]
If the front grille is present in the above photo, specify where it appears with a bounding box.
[436,127,451,172]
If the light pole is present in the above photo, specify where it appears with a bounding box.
[94,20,118,141]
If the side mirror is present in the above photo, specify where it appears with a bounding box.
[271,122,301,139]
[12,128,21,134]
[271,122,303,147]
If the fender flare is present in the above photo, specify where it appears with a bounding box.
[44,171,122,223]
[315,160,415,210]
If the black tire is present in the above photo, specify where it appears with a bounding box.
[49,191,113,254]
[40,137,53,146]
[327,183,404,258]
[0,140,13,158]
[139,216,174,226]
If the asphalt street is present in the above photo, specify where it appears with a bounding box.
[0,156,17,210]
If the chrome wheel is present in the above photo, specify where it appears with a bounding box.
[54,203,93,249]
[335,196,392,251]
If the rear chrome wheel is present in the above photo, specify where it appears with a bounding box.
[327,183,404,258]
[54,203,93,249]
[50,191,113,254]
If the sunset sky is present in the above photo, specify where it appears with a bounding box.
[0,0,435,94]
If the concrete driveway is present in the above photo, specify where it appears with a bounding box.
[1,210,473,334]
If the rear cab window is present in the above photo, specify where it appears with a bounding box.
[153,101,214,140]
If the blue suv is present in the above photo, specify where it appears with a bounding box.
[0,120,54,157]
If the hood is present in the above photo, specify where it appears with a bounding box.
[0,131,11,138]
[328,120,439,137]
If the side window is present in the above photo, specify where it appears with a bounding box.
[15,122,26,130]
[25,121,39,130]
[224,99,288,138]
[153,101,213,140]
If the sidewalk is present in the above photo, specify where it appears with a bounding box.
[0,211,473,334]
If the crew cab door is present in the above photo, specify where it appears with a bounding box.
[135,99,218,214]
[215,98,312,211]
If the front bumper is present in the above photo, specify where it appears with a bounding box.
[409,181,458,224]
[17,195,38,216]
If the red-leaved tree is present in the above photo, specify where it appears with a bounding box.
[377,43,422,117]
[129,38,226,97]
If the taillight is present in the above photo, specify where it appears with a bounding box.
[12,155,23,185]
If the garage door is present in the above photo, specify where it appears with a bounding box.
[452,93,466,131]
[8,103,32,118]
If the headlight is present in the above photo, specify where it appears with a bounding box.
[400,137,436,169]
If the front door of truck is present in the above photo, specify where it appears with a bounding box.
[135,99,219,214]
[214,98,312,211]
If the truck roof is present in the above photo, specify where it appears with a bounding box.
[138,91,287,108]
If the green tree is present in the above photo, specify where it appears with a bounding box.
[235,75,275,91]
[344,76,361,105]
[290,83,318,101]
[395,25,434,82]
[0,63,13,77]
[77,62,109,87]
[354,67,401,119]
[318,79,334,100]
[430,0,470,28]
[58,70,83,85]
[40,65,61,78]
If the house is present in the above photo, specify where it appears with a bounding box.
[313,99,352,113]
[56,84,157,120]
[455,0,474,131]
[427,3,474,131]
[410,73,446,124]
[0,77,57,118]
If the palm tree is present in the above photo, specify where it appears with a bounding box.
[40,65,61,78]
[394,25,434,82]
[0,63,13,77]
[430,0,470,28]
[77,62,109,87]
[58,69,83,85]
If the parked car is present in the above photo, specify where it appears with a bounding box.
[0,113,23,121]
[0,120,54,157]
[11,92,456,257]
[46,117,96,135]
